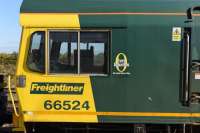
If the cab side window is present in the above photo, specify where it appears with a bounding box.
[80,32,109,74]
[27,32,45,73]
[49,32,78,73]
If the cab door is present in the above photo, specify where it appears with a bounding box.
[180,7,200,110]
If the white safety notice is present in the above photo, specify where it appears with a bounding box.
[172,27,182,42]
[195,73,200,80]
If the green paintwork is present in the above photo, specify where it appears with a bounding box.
[20,0,200,13]
[80,15,200,123]
[98,116,192,124]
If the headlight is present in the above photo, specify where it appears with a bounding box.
[16,75,26,88]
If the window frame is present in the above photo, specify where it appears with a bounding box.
[26,31,46,73]
[46,29,111,76]
[48,30,79,74]
[79,30,110,75]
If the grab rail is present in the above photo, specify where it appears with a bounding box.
[180,30,191,106]
[187,6,200,20]
[8,75,19,117]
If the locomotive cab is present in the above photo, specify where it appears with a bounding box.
[17,13,110,121]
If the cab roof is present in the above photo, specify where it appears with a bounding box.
[20,0,200,13]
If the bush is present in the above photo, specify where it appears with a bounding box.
[0,52,17,87]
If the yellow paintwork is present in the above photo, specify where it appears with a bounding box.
[20,13,80,28]
[16,13,97,123]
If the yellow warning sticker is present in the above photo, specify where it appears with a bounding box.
[172,27,182,42]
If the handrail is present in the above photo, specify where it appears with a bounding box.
[180,31,191,106]
[8,75,19,117]
[187,6,200,20]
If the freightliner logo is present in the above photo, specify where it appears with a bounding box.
[30,82,84,95]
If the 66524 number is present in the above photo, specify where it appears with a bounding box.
[44,100,90,110]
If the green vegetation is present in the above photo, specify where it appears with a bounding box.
[0,52,17,87]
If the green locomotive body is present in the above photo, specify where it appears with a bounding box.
[15,0,200,132]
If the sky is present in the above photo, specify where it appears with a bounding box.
[0,0,23,53]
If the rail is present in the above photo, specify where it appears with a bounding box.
[8,75,19,117]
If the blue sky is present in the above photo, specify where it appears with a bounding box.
[0,0,23,53]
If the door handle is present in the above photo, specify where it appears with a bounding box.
[192,60,200,70]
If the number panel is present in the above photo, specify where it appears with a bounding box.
[44,100,90,111]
